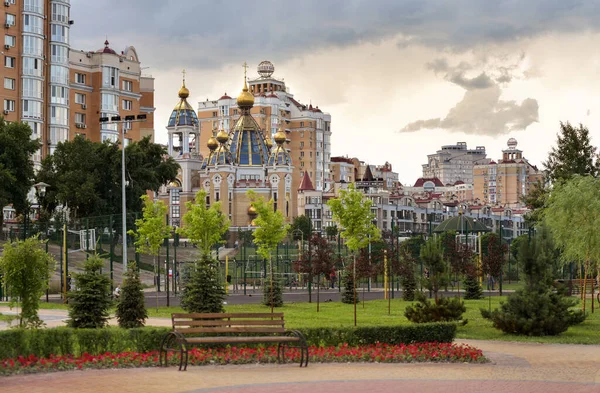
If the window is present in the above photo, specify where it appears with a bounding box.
[102,66,118,88]
[23,79,43,99]
[4,78,15,90]
[101,93,118,112]
[75,93,86,104]
[23,14,43,35]
[123,121,131,130]
[233,109,238,115]
[50,85,68,104]
[50,106,68,125]
[122,99,132,110]
[75,73,86,84]
[51,44,68,63]
[4,100,15,112]
[300,121,304,127]
[300,141,304,149]
[4,56,15,68]
[4,35,15,47]
[6,14,16,26]
[22,100,42,119]
[212,111,217,117]
[22,58,41,76]
[51,3,69,24]
[300,161,304,168]
[75,113,86,124]
[300,151,304,157]
[122,80,133,92]
[23,0,42,13]
[49,127,68,145]
[50,65,69,85]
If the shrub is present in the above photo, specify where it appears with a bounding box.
[262,278,283,308]
[68,255,112,328]
[341,271,357,304]
[463,274,483,300]
[404,293,466,324]
[400,272,417,301]
[116,262,148,328]
[181,260,225,313]
[481,225,586,336]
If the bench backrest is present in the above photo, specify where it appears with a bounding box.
[171,313,286,335]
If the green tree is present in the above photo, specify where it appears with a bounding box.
[328,184,380,325]
[36,136,179,220]
[325,225,338,240]
[0,237,56,328]
[481,225,586,335]
[293,234,335,311]
[544,175,600,312]
[115,262,147,328]
[544,122,599,184]
[247,190,289,311]
[289,215,311,241]
[180,263,226,313]
[397,244,417,301]
[420,236,445,303]
[68,255,112,328]
[178,190,230,259]
[0,120,41,228]
[481,233,508,295]
[130,195,171,310]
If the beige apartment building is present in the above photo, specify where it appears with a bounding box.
[1,0,153,167]
[422,142,488,185]
[473,138,543,207]
[196,61,332,195]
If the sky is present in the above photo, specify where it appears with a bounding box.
[70,0,600,186]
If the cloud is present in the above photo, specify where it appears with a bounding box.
[401,85,539,135]
[69,0,600,71]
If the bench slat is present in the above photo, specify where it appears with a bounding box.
[185,336,300,344]
[176,327,287,334]
[171,313,284,319]
[173,320,285,327]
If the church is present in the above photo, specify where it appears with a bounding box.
[159,69,295,233]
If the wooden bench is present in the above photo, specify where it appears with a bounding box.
[159,312,308,371]
[555,279,598,295]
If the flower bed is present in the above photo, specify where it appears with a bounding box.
[0,343,485,376]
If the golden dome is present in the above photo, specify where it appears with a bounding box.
[237,79,254,108]
[274,130,286,145]
[247,205,258,216]
[250,219,257,226]
[207,135,218,150]
[216,129,229,144]
[178,84,189,99]
[265,137,273,149]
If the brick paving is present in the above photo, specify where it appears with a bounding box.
[2,339,599,393]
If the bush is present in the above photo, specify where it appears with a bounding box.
[0,323,456,360]
[0,327,169,360]
[341,271,357,304]
[400,272,417,301]
[405,293,466,324]
[262,278,283,308]
[116,263,148,328]
[463,274,483,300]
[181,260,225,313]
[68,255,112,328]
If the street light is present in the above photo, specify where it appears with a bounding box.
[99,114,147,271]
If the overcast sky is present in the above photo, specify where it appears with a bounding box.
[70,0,600,185]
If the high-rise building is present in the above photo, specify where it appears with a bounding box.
[1,1,153,167]
[473,138,543,207]
[197,61,332,194]
[422,142,488,185]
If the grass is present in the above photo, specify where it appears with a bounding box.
[144,295,600,345]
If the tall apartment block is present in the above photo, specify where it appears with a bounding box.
[422,142,488,185]
[196,61,332,194]
[1,0,153,168]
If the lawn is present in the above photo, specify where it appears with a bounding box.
[144,295,600,345]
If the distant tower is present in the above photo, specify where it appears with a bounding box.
[257,61,275,78]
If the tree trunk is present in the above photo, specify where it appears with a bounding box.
[316,273,320,312]
[154,255,159,312]
[582,262,588,313]
[353,254,357,327]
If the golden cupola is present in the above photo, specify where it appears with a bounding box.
[237,79,254,109]
[274,129,287,145]
[216,129,229,144]
[207,134,218,151]
[169,73,198,127]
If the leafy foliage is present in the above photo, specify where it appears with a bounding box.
[36,136,179,220]
[289,215,311,241]
[0,120,40,227]
[0,238,56,328]
[68,255,112,328]
[116,263,147,329]
[420,236,446,302]
[180,260,225,313]
[327,184,380,253]
[325,225,338,239]
[481,225,587,335]
[481,233,507,294]
[544,175,600,311]
[178,190,230,258]
[404,293,466,324]
[247,190,289,261]
[130,196,171,257]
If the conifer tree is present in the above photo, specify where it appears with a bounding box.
[341,269,357,304]
[180,262,226,313]
[463,274,483,300]
[262,279,283,308]
[116,262,147,328]
[68,255,112,328]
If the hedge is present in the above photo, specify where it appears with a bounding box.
[0,323,456,360]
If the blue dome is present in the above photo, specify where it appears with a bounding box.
[229,115,270,166]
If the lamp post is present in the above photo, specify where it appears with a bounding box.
[99,114,147,272]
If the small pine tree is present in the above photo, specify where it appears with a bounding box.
[341,270,358,304]
[68,255,112,328]
[262,278,283,308]
[181,260,226,313]
[116,263,147,328]
[481,225,586,335]
[463,274,483,300]
[404,292,466,323]
[400,272,417,301]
